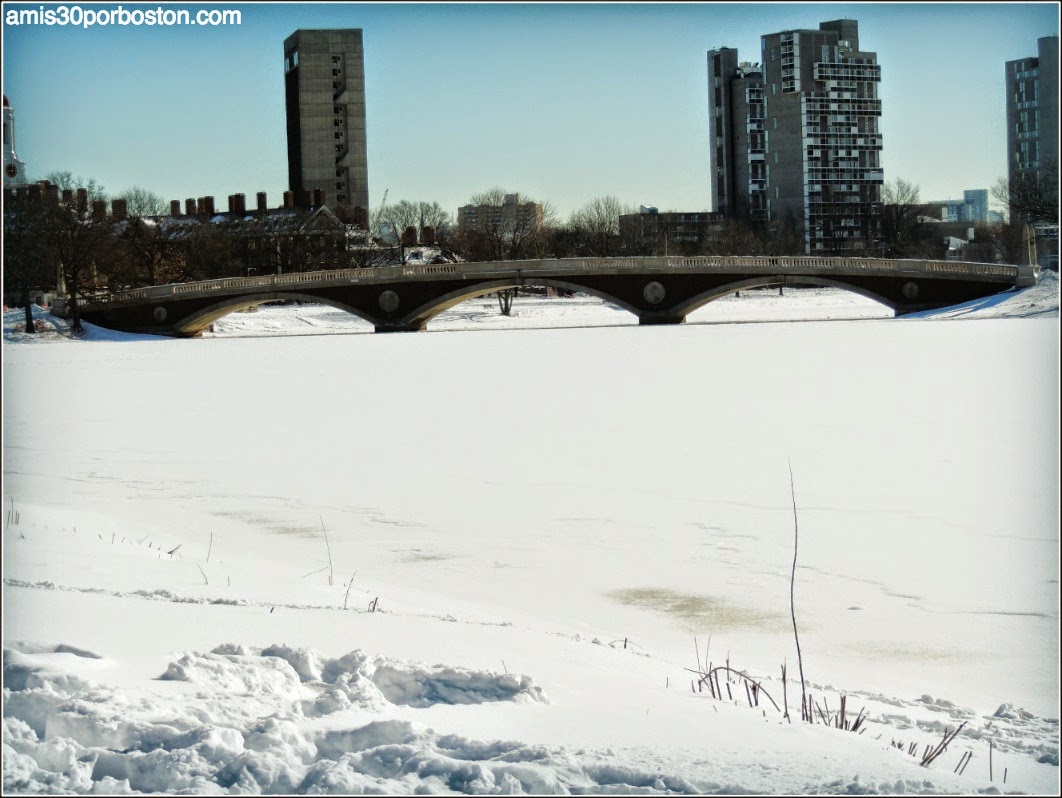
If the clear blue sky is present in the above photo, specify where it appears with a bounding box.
[2,2,1058,220]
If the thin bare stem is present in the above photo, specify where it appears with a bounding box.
[788,458,807,721]
[782,661,790,722]
[343,570,358,609]
[320,516,334,586]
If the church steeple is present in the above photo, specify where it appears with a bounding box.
[3,95,29,187]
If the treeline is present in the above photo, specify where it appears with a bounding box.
[7,172,1052,335]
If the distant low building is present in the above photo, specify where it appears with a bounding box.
[925,189,989,224]
[618,207,724,254]
[457,193,543,233]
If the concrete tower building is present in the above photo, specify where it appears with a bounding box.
[3,95,28,188]
[707,50,766,221]
[284,29,369,211]
[709,19,884,254]
[1005,35,1059,222]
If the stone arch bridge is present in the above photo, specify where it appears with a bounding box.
[77,255,1036,336]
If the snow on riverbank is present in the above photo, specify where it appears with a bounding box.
[3,275,1059,794]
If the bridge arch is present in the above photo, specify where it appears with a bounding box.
[166,291,377,335]
[676,275,899,319]
[402,278,644,329]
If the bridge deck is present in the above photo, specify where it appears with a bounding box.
[81,256,1032,309]
[75,256,1037,336]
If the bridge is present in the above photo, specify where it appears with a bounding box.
[76,255,1037,336]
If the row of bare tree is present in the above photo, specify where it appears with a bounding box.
[4,173,344,333]
[7,167,1056,334]
[443,178,1053,264]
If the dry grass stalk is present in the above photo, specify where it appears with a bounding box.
[781,662,791,723]
[343,570,358,609]
[954,750,972,775]
[920,722,966,767]
[684,664,782,713]
[787,458,808,722]
[320,516,334,586]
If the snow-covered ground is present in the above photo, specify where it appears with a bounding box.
[3,275,1059,794]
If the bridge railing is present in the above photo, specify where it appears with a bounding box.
[79,256,1030,310]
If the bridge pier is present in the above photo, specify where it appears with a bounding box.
[374,320,426,333]
[638,313,686,326]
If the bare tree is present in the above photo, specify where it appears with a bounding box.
[703,217,764,255]
[44,171,106,199]
[414,201,451,234]
[763,214,805,256]
[880,177,929,258]
[496,287,518,316]
[381,200,421,241]
[120,186,168,218]
[3,192,56,333]
[113,187,175,287]
[180,224,241,281]
[992,159,1059,225]
[455,187,555,261]
[47,184,116,333]
[567,195,637,256]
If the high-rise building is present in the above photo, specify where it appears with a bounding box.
[3,94,28,188]
[284,29,369,212]
[1004,35,1059,222]
[707,50,766,221]
[709,19,884,254]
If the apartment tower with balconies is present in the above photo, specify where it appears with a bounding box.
[1005,35,1059,223]
[709,18,884,254]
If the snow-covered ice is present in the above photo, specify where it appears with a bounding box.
[3,275,1059,794]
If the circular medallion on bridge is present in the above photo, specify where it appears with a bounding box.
[902,281,919,300]
[378,290,401,313]
[153,306,167,322]
[643,281,666,305]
